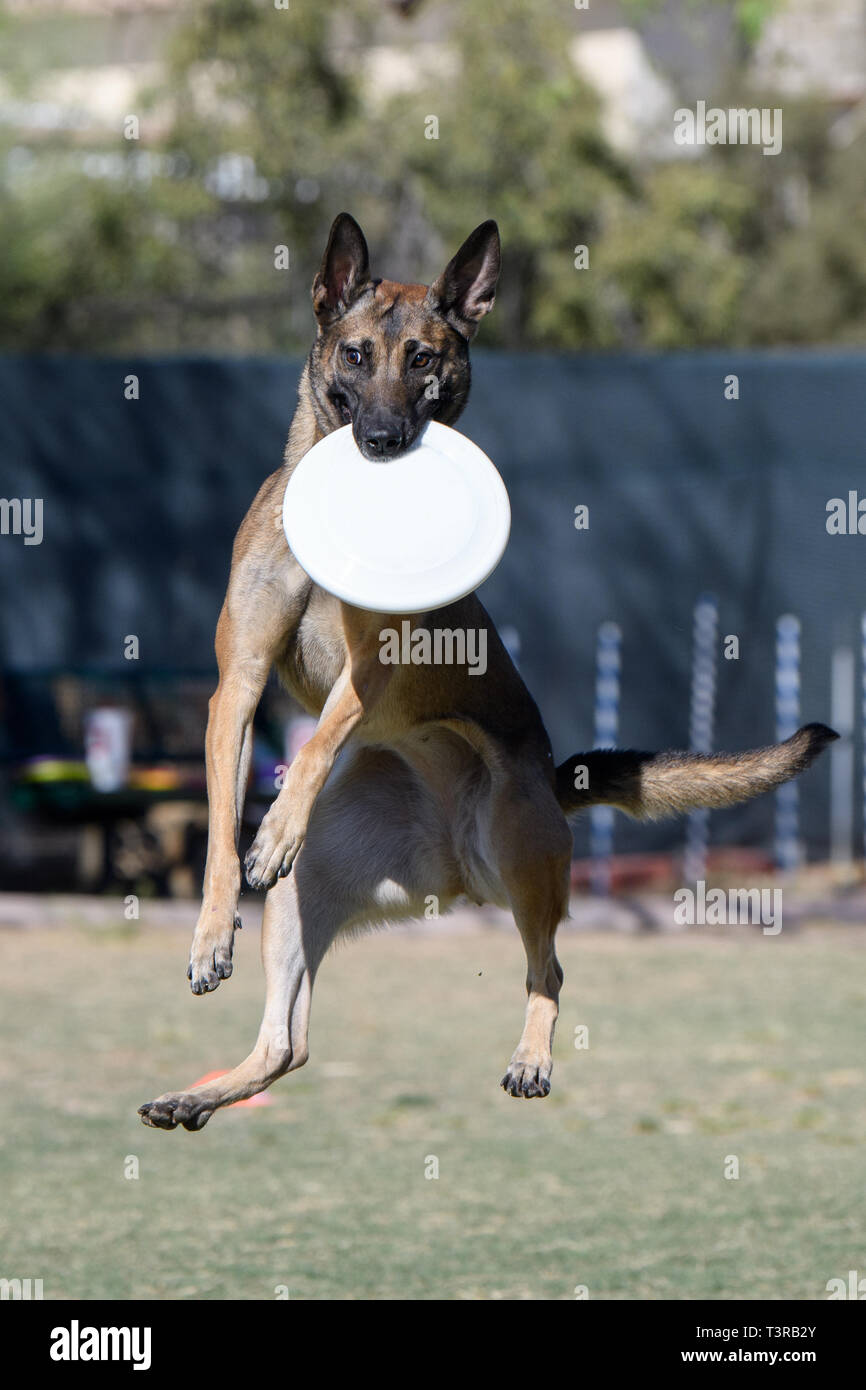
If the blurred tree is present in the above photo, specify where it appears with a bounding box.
[0,0,864,353]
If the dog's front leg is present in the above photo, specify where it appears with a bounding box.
[188,588,291,994]
[245,622,391,890]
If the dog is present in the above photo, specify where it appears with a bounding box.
[139,214,836,1130]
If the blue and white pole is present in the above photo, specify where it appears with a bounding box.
[775,614,801,871]
[684,594,718,885]
[830,644,855,865]
[862,613,866,865]
[590,621,622,896]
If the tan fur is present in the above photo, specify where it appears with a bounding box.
[139,217,835,1131]
[557,724,837,821]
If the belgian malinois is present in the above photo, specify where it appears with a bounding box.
[140,214,835,1130]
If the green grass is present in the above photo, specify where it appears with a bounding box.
[1,914,864,1300]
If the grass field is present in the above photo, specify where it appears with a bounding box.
[1,908,864,1301]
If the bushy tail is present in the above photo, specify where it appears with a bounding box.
[555,723,837,821]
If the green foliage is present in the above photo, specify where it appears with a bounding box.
[0,0,863,353]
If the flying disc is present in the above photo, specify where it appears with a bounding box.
[282,421,511,613]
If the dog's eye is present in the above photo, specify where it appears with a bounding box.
[344,347,362,367]
[411,351,433,369]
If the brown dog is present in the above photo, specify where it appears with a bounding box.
[139,214,835,1131]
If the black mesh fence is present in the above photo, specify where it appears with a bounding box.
[1,349,863,859]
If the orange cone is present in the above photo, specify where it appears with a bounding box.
[189,1070,272,1108]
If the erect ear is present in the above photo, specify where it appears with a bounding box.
[425,220,500,339]
[312,213,371,324]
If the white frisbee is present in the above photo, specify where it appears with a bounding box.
[282,421,511,613]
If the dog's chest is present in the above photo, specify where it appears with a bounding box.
[276,589,347,715]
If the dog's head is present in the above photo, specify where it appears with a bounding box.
[307,213,500,460]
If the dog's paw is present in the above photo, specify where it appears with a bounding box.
[244,820,304,890]
[187,914,241,995]
[500,1063,551,1099]
[138,1090,215,1132]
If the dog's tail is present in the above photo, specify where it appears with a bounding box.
[555,723,837,821]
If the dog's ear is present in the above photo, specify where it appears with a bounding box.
[312,213,371,324]
[425,220,500,339]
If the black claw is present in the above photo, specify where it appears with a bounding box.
[500,1068,550,1098]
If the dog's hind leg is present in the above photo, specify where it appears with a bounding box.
[140,747,456,1130]
[491,773,573,1100]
